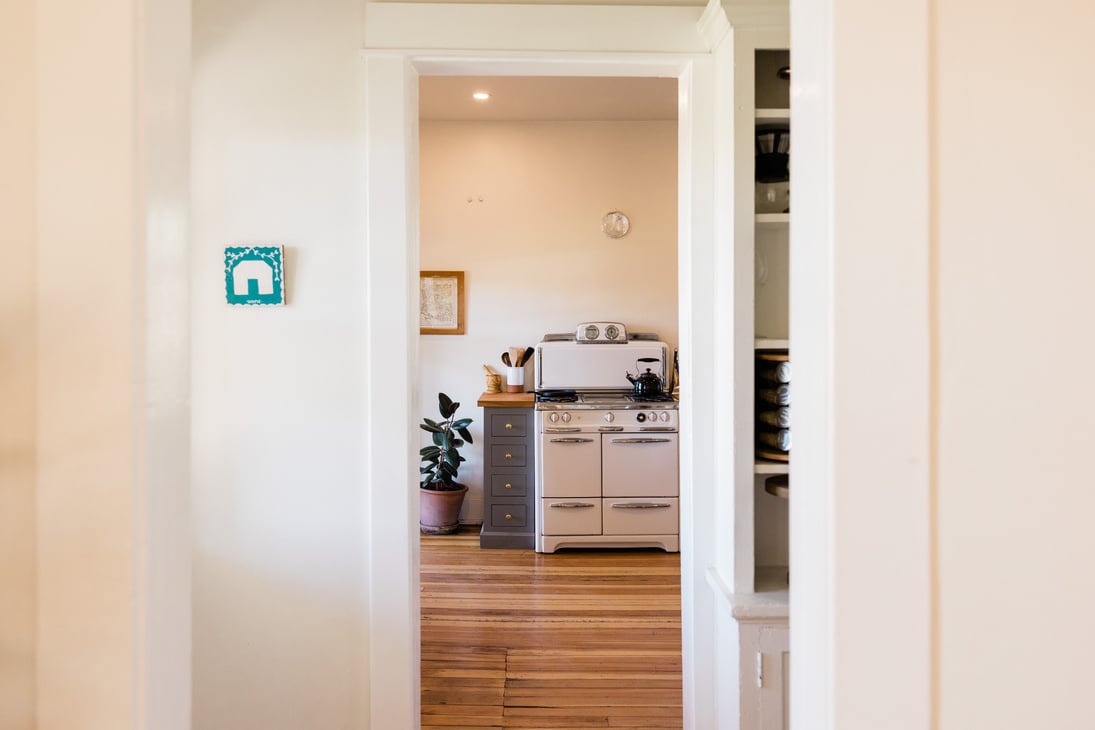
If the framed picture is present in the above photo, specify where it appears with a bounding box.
[419,270,465,335]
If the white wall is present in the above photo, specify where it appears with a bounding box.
[0,1,36,726]
[934,3,1095,727]
[191,0,368,727]
[419,119,678,521]
[793,0,1095,728]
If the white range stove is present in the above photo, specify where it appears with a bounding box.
[533,323,680,553]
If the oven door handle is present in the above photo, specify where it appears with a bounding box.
[550,502,597,509]
[610,502,673,509]
[544,428,581,434]
[638,426,676,432]
[549,437,596,443]
[609,438,673,444]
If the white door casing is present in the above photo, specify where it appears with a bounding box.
[362,14,720,725]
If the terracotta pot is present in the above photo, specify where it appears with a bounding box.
[419,483,468,535]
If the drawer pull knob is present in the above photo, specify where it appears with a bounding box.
[505,453,512,460]
[505,513,513,520]
[505,483,512,489]
[505,423,513,430]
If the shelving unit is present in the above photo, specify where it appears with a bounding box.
[750,47,791,605]
[704,5,792,724]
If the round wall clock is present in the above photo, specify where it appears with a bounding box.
[601,211,630,239]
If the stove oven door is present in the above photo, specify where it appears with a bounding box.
[539,434,601,498]
[601,434,679,498]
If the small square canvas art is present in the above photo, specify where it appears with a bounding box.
[225,246,285,306]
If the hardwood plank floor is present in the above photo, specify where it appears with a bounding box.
[421,529,682,729]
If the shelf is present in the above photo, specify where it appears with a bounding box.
[705,566,789,622]
[754,460,789,475]
[755,213,789,225]
[755,108,790,124]
[754,338,789,350]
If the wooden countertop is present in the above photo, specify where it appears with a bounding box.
[476,392,535,408]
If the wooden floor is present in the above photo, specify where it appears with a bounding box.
[420,529,683,729]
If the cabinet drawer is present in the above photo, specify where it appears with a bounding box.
[489,412,529,438]
[490,444,527,467]
[542,498,602,536]
[490,473,529,497]
[602,497,678,535]
[489,504,527,529]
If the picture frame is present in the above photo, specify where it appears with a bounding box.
[419,270,465,335]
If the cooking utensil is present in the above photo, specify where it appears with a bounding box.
[519,346,534,367]
[508,347,523,367]
[502,352,512,367]
[483,364,496,375]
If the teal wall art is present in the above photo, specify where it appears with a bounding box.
[225,246,285,306]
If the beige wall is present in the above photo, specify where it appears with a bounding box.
[419,119,678,520]
[934,3,1095,727]
[34,1,142,726]
[0,0,36,727]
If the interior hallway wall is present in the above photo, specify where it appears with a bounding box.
[191,0,369,726]
[0,0,36,726]
[419,119,678,521]
[934,2,1095,727]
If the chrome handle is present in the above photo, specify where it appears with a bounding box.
[550,502,596,509]
[598,426,624,432]
[545,427,581,433]
[638,426,676,432]
[610,502,672,509]
[550,438,595,443]
[610,438,673,444]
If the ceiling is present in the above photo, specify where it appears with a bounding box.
[418,76,679,122]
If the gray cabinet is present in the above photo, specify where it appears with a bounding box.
[480,407,534,548]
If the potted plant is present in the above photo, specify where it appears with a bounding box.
[419,392,474,534]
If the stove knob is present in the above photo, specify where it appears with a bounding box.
[648,412,658,422]
[561,412,572,423]
[603,413,615,423]
[549,412,559,423]
[660,412,670,422]
[636,413,646,422]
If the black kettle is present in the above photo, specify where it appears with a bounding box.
[626,357,664,397]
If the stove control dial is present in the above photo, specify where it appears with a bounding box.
[561,412,572,423]
[636,413,646,422]
[549,412,559,423]
[648,412,658,422]
[660,412,670,422]
[603,413,615,423]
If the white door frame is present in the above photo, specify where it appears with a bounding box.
[362,46,721,727]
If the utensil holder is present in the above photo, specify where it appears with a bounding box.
[505,366,524,393]
[485,373,502,394]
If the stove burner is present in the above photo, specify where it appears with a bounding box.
[629,393,677,403]
[536,389,578,403]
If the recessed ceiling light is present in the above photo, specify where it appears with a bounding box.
[472,91,490,101]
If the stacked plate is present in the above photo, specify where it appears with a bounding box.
[755,351,791,462]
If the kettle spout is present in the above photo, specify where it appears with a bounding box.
[625,372,636,384]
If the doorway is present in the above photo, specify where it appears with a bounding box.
[363,51,719,728]
[416,72,682,724]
